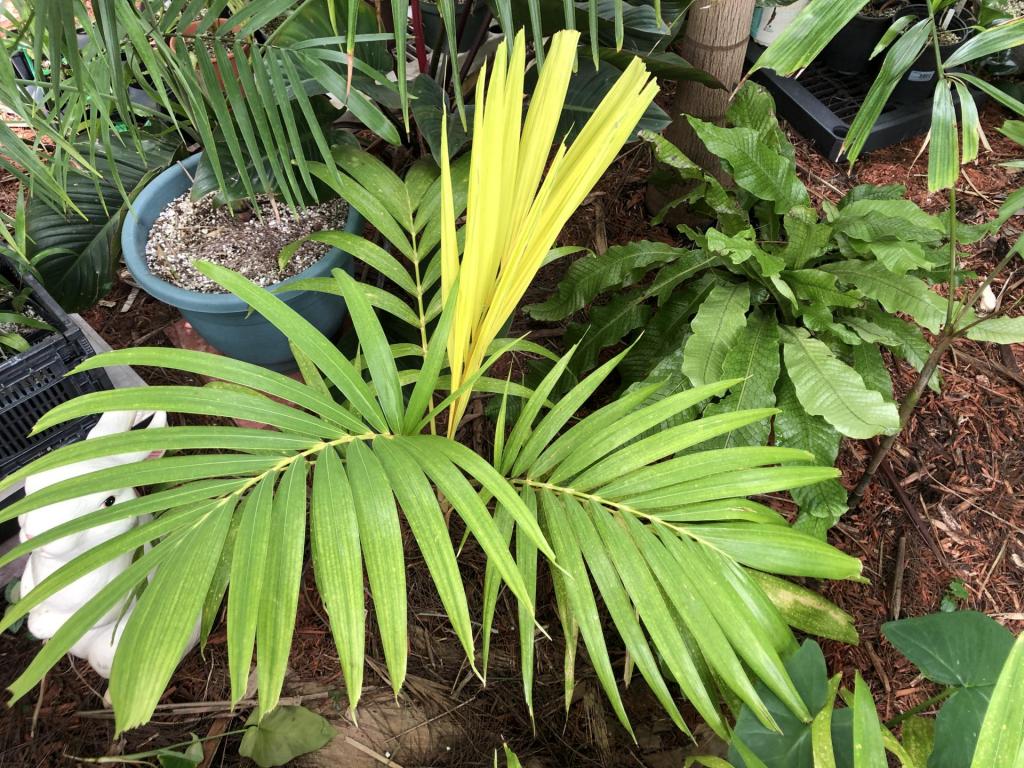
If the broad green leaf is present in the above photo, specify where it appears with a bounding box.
[782,208,833,270]
[526,241,686,321]
[683,283,751,388]
[882,612,1015,687]
[729,640,832,766]
[688,119,808,214]
[239,705,334,767]
[29,135,179,310]
[782,328,900,439]
[970,633,1024,768]
[832,200,945,245]
[965,316,1024,344]
[852,671,886,768]
[928,81,959,193]
[703,312,780,449]
[598,48,723,89]
[707,228,786,278]
[933,687,995,768]
[774,373,848,530]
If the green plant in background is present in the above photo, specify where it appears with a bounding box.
[701,611,1024,768]
[939,578,969,611]
[754,0,1024,507]
[531,82,976,535]
[0,192,55,355]
[0,1,706,310]
[0,0,697,211]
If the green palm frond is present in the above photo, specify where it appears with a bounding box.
[0,263,550,734]
[2,259,861,736]
[484,346,863,736]
[4,1,687,215]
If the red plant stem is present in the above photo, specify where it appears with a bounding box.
[411,0,429,72]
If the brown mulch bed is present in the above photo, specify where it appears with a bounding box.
[1,102,1023,766]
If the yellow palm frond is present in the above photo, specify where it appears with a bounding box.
[440,30,658,436]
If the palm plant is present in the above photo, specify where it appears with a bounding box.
[0,19,866,742]
[0,262,863,737]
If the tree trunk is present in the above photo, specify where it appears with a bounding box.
[647,0,757,215]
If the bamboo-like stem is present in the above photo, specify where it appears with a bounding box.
[848,332,954,510]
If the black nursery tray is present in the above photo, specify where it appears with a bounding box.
[746,41,934,162]
[0,260,111,479]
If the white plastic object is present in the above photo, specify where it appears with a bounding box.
[18,409,169,678]
[752,0,811,47]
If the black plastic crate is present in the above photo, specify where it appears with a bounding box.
[746,41,935,162]
[1,259,111,479]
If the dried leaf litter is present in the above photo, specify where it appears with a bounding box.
[146,192,348,293]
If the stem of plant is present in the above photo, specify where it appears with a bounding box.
[883,687,955,729]
[851,137,966,510]
[850,326,957,513]
[410,0,429,72]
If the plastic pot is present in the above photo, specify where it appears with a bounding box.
[820,10,897,75]
[121,154,364,371]
[891,5,975,103]
[752,1,812,47]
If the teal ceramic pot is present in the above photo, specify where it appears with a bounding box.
[121,154,363,371]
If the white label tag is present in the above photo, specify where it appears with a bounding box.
[908,70,935,82]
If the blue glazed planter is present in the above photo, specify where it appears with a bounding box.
[122,154,364,371]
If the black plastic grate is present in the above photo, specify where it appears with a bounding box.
[0,258,110,478]
[796,69,877,123]
[746,41,941,161]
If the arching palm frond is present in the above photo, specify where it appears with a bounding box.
[0,263,550,734]
[484,347,863,735]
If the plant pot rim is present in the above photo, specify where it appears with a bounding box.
[122,153,361,315]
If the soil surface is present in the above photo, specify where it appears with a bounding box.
[1,101,1022,766]
[146,192,348,292]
